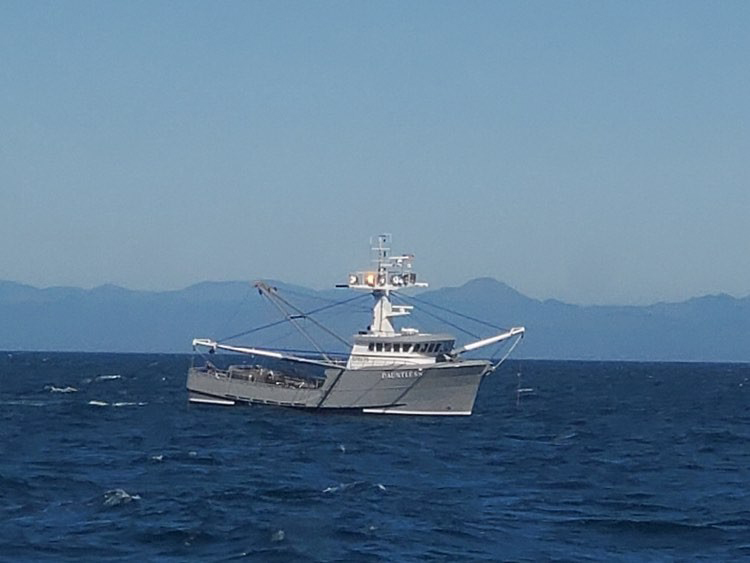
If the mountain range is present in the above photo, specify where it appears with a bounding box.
[1,278,748,362]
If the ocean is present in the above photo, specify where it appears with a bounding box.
[1,352,748,561]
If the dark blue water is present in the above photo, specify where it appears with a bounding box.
[1,353,749,561]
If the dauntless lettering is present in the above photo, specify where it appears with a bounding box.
[381,370,423,379]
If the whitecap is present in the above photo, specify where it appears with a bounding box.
[88,400,109,407]
[150,454,164,462]
[376,483,387,491]
[96,374,121,381]
[338,444,346,453]
[322,481,367,494]
[270,529,285,542]
[47,385,78,393]
[102,488,141,507]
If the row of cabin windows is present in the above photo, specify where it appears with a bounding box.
[367,341,446,354]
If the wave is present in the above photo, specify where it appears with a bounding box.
[0,399,46,407]
[133,528,220,548]
[102,488,141,507]
[95,374,121,381]
[570,517,727,537]
[47,385,78,393]
[695,429,749,444]
[322,481,388,494]
[552,431,578,443]
[88,400,109,407]
[87,400,146,407]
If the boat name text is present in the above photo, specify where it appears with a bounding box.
[381,370,423,380]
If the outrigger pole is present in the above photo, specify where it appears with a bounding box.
[451,327,525,357]
[191,338,340,368]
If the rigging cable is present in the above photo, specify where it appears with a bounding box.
[392,292,482,339]
[258,284,334,360]
[488,332,524,374]
[393,290,523,370]
[217,292,370,343]
[256,283,355,352]
[394,291,510,332]
[215,284,253,341]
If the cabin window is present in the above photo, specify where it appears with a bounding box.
[376,343,383,352]
[403,344,411,353]
[434,343,441,353]
[393,343,401,353]
[428,343,436,353]
[384,343,392,352]
[368,343,374,352]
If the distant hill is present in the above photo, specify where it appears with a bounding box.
[1,278,748,362]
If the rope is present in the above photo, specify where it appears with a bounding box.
[257,284,352,353]
[393,291,511,333]
[391,292,480,338]
[215,284,253,339]
[282,286,359,305]
[217,292,370,343]
[487,333,524,374]
[259,285,334,361]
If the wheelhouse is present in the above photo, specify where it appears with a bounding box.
[346,333,456,368]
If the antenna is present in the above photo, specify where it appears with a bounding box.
[371,233,391,272]
[344,235,426,293]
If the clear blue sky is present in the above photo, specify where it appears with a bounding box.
[2,1,748,305]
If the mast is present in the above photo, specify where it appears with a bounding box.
[342,234,427,335]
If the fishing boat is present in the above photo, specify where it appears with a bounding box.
[187,235,525,415]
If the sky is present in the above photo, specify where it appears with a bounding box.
[1,1,748,305]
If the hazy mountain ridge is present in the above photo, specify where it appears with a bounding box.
[1,278,748,361]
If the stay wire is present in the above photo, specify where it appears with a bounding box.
[394,291,510,332]
[215,284,253,340]
[258,285,344,360]
[391,292,481,339]
[281,286,354,305]
[217,292,370,343]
